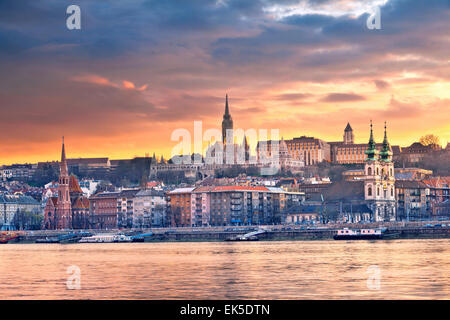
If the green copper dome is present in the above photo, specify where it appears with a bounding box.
[379,122,392,162]
[365,121,377,161]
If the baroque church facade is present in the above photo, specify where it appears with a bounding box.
[363,122,396,222]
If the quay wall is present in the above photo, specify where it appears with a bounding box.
[11,225,450,243]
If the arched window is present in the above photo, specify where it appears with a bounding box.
[377,187,380,196]
[376,168,379,175]
[368,167,372,175]
[391,188,394,197]
[368,186,372,196]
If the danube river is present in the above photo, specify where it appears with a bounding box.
[1,239,449,299]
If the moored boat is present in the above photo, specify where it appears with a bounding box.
[35,237,60,243]
[225,235,259,241]
[333,228,383,240]
[79,234,132,243]
[0,232,21,244]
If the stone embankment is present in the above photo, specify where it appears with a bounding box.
[8,220,450,243]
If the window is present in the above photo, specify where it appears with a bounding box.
[368,186,372,196]
[368,167,372,175]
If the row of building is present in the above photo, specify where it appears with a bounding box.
[0,157,148,182]
[2,97,449,183]
[41,137,306,229]
[1,136,448,231]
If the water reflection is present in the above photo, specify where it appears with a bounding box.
[0,240,449,299]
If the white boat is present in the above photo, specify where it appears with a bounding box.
[79,234,132,243]
[334,228,383,240]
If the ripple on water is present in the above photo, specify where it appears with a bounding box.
[0,240,449,299]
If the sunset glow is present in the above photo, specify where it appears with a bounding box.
[0,0,448,164]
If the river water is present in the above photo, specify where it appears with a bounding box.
[0,239,449,299]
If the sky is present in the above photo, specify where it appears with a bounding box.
[0,0,449,164]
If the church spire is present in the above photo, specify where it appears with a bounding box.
[222,94,233,144]
[365,121,377,161]
[60,136,68,176]
[380,121,392,161]
[225,94,230,116]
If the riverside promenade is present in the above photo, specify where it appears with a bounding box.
[9,220,450,243]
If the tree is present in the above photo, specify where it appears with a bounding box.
[12,209,43,230]
[419,134,441,147]
[30,163,58,187]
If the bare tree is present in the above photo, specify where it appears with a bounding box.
[419,134,441,147]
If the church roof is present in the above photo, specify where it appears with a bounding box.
[344,122,353,132]
[69,175,83,194]
[72,196,89,209]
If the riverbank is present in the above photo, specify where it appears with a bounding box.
[6,222,450,243]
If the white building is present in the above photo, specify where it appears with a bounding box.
[363,122,396,222]
[0,194,41,230]
[133,189,167,228]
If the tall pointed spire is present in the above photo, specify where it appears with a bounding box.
[225,94,230,116]
[60,136,68,176]
[55,136,72,229]
[222,94,233,144]
[380,121,392,161]
[365,120,377,161]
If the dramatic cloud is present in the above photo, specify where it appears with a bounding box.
[0,0,449,163]
[321,93,366,102]
[373,80,390,90]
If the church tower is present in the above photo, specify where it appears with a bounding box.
[363,122,396,222]
[343,122,354,144]
[243,135,250,161]
[56,137,72,229]
[221,94,233,144]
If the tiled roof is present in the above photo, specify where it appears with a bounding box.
[395,180,427,189]
[90,191,120,199]
[168,187,195,194]
[192,186,215,193]
[135,189,165,197]
[118,189,140,198]
[422,177,450,188]
[212,186,269,192]
[69,175,83,194]
[50,197,58,206]
[72,196,90,209]
[0,194,40,205]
